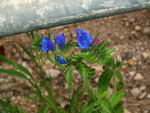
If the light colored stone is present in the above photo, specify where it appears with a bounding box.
[129,71,136,77]
[143,27,150,35]
[139,86,146,91]
[73,70,79,75]
[22,62,28,68]
[45,69,61,78]
[91,64,103,72]
[94,77,99,83]
[124,108,131,113]
[134,73,143,80]
[61,101,69,108]
[23,52,30,60]
[146,94,150,99]
[130,88,141,97]
[142,52,149,59]
[138,92,147,99]
[135,26,142,31]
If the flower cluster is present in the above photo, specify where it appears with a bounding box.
[41,29,99,64]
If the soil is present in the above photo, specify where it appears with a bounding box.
[0,9,150,113]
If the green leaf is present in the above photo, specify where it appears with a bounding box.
[95,90,110,106]
[79,102,95,113]
[88,68,95,78]
[115,71,124,89]
[44,103,52,113]
[98,69,113,93]
[54,51,65,69]
[114,102,124,113]
[0,55,35,82]
[94,32,99,38]
[18,43,39,67]
[46,51,54,63]
[108,89,125,108]
[40,51,43,62]
[98,99,115,113]
[0,69,35,87]
[65,65,73,93]
[81,65,88,90]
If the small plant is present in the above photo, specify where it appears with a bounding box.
[0,29,125,113]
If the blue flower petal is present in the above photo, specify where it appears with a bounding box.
[75,29,92,49]
[41,36,55,52]
[54,33,65,49]
[57,56,68,64]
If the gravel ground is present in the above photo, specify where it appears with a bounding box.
[0,9,150,113]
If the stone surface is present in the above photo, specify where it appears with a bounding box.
[142,52,149,59]
[134,73,144,80]
[143,27,150,35]
[146,94,150,99]
[135,26,142,31]
[129,71,136,77]
[138,92,147,99]
[23,52,30,60]
[130,88,141,97]
[45,69,61,78]
[124,108,131,113]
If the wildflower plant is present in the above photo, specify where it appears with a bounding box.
[0,29,125,113]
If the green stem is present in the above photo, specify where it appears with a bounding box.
[113,75,116,93]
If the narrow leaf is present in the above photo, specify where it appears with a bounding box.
[65,65,73,92]
[98,69,113,93]
[46,51,54,63]
[108,89,125,107]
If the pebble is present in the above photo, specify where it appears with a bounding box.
[129,71,136,77]
[23,52,30,60]
[130,88,141,97]
[142,52,149,59]
[94,77,99,83]
[143,27,150,35]
[127,59,134,65]
[146,94,150,99]
[61,101,69,108]
[22,62,28,68]
[139,86,146,91]
[138,92,147,99]
[134,73,143,80]
[45,69,61,78]
[124,108,131,113]
[135,26,142,31]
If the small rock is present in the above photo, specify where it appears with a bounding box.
[120,36,125,40]
[142,52,149,59]
[135,26,142,31]
[124,108,131,113]
[94,77,99,83]
[63,28,69,32]
[131,30,136,35]
[130,18,136,23]
[23,52,30,60]
[22,62,28,68]
[127,59,134,65]
[77,74,81,79]
[61,101,69,108]
[134,73,143,80]
[139,86,146,91]
[129,71,136,77]
[143,27,150,35]
[45,69,61,78]
[73,70,79,75]
[130,88,141,97]
[146,94,150,99]
[138,92,147,99]
[12,48,17,54]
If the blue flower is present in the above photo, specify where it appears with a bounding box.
[41,36,55,52]
[54,33,65,49]
[75,29,93,49]
[57,56,68,64]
